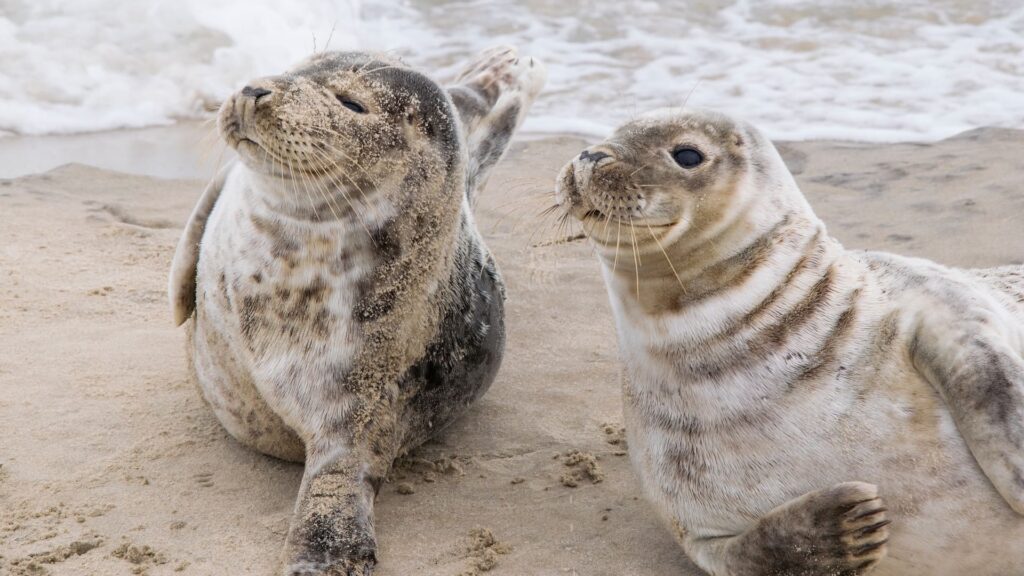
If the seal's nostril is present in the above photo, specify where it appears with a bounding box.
[579,150,611,164]
[242,86,272,101]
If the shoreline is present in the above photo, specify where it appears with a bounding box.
[3,121,1022,181]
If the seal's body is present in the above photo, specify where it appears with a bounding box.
[170,49,543,575]
[556,109,1024,576]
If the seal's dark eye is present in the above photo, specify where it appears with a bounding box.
[673,148,704,168]
[337,96,366,114]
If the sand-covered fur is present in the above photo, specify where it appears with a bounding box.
[168,48,543,575]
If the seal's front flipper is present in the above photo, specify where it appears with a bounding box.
[912,316,1024,515]
[447,46,546,199]
[168,162,232,326]
[282,449,384,576]
[683,482,890,576]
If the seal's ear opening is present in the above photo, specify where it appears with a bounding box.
[733,133,744,147]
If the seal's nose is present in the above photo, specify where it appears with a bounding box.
[241,86,272,101]
[578,150,611,164]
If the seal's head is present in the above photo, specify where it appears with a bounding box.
[556,109,804,252]
[219,51,461,213]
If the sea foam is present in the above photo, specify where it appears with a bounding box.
[1,0,1022,142]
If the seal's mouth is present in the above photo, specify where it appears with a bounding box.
[230,136,297,180]
[220,108,262,154]
[557,161,674,227]
[218,92,284,169]
[234,136,261,151]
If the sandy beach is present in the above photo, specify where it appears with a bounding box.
[2,129,1023,576]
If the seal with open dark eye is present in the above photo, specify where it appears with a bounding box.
[169,47,544,575]
[556,108,1024,576]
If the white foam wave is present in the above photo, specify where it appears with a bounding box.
[2,0,1023,141]
[0,0,362,135]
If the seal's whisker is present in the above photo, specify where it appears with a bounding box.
[643,218,687,294]
[354,59,378,77]
[197,120,220,147]
[600,206,616,240]
[679,78,703,112]
[355,65,403,79]
[612,220,622,275]
[546,215,572,250]
[629,165,649,178]
[302,129,379,183]
[197,116,219,143]
[525,207,568,247]
[481,184,565,234]
[265,147,295,207]
[523,208,559,245]
[539,204,561,217]
[304,148,365,226]
[486,201,549,235]
[303,168,332,222]
[486,184,553,202]
[300,148,350,220]
[627,216,641,297]
[290,145,337,222]
[481,196,557,228]
[198,137,229,178]
[323,22,337,53]
[483,191,550,215]
[557,212,578,244]
[307,148,378,246]
[306,148,381,243]
[197,123,227,166]
[552,211,568,240]
[284,150,321,221]
[306,137,393,225]
[300,155,340,222]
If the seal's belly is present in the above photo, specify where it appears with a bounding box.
[191,186,375,446]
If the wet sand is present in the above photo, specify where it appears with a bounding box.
[1,128,1022,575]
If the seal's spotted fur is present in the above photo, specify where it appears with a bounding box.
[169,48,544,575]
[557,109,1024,576]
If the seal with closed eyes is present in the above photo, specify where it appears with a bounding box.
[168,47,544,575]
[555,108,1024,576]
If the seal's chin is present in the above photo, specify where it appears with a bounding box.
[578,212,684,249]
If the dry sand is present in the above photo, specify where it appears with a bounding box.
[1,129,1023,575]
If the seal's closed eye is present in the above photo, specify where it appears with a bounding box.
[337,96,367,113]
[672,147,704,168]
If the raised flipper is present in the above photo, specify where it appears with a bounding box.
[447,46,546,200]
[912,307,1024,515]
[683,482,890,576]
[168,162,233,326]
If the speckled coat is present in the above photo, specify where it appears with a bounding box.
[169,49,544,575]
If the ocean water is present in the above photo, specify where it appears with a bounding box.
[1,0,1023,141]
